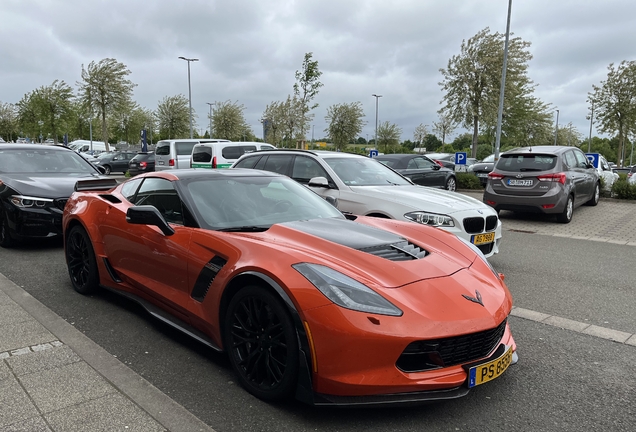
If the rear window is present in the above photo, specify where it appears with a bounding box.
[155,142,170,155]
[496,154,557,172]
[192,146,212,163]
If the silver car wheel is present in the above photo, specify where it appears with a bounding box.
[446,177,456,191]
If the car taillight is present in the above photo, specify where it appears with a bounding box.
[488,172,504,180]
[434,160,444,167]
[628,172,633,178]
[537,172,566,184]
[140,161,147,168]
[169,159,175,166]
[212,156,217,168]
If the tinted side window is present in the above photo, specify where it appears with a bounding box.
[234,155,261,169]
[414,157,436,169]
[121,178,143,202]
[263,155,292,176]
[222,146,242,159]
[155,142,170,155]
[573,150,589,169]
[135,178,183,225]
[291,156,329,184]
[240,145,257,154]
[176,142,197,156]
[563,151,577,169]
[192,147,212,163]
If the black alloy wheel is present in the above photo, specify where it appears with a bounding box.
[65,225,99,294]
[0,211,14,248]
[224,286,299,401]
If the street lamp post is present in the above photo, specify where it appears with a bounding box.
[494,0,513,161]
[372,94,382,148]
[554,109,560,146]
[587,101,594,153]
[178,56,199,139]
[206,102,213,139]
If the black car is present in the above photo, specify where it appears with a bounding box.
[468,154,497,186]
[92,151,137,174]
[0,144,113,247]
[374,154,457,191]
[128,152,155,176]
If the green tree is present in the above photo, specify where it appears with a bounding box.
[294,52,323,141]
[35,80,74,144]
[0,101,18,141]
[324,102,366,151]
[589,60,636,167]
[376,121,402,153]
[16,91,40,140]
[280,95,305,148]
[422,133,442,152]
[262,101,285,146]
[78,58,137,150]
[439,27,533,158]
[432,112,457,146]
[156,95,190,139]
[210,100,252,141]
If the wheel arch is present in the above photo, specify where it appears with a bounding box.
[220,271,315,404]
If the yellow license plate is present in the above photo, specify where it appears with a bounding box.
[472,232,495,246]
[468,345,513,388]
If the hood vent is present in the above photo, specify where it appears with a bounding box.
[359,240,428,261]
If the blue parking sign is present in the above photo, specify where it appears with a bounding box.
[455,152,467,165]
[369,150,379,158]
[585,153,599,169]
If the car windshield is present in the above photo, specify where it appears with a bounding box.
[324,157,411,186]
[96,152,115,160]
[496,154,557,172]
[482,154,495,163]
[0,149,98,174]
[183,175,344,230]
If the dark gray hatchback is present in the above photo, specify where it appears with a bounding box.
[483,146,600,223]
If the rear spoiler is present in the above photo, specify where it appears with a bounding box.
[74,178,119,192]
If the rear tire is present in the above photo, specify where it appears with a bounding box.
[556,195,574,224]
[585,183,600,206]
[224,286,299,402]
[103,165,112,175]
[65,225,99,294]
[445,176,457,192]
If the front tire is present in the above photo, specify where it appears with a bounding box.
[65,225,99,294]
[556,195,574,224]
[224,286,299,402]
[585,183,600,206]
[103,165,112,175]
[445,176,457,191]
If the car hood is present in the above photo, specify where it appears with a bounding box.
[349,185,490,214]
[0,173,103,198]
[248,217,475,288]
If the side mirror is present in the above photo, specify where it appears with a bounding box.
[308,176,330,188]
[432,165,441,170]
[126,206,175,236]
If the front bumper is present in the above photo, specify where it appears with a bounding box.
[4,205,64,240]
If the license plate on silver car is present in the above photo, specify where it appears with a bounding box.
[507,179,532,186]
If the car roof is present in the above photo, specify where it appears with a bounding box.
[374,154,421,159]
[144,168,286,181]
[502,145,575,155]
[0,144,73,151]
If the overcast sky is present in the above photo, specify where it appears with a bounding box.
[2,0,635,143]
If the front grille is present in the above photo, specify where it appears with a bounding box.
[485,215,498,231]
[396,319,507,373]
[463,217,485,234]
[477,242,494,255]
[359,240,427,261]
[53,198,68,211]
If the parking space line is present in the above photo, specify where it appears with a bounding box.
[511,306,635,346]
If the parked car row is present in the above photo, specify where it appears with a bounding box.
[1,141,518,407]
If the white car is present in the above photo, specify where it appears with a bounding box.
[232,150,502,257]
[596,155,619,192]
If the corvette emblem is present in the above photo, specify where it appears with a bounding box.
[462,290,484,307]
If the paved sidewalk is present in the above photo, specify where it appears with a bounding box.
[0,273,214,432]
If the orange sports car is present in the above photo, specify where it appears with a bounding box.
[63,169,517,406]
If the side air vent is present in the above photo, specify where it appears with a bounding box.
[359,240,427,261]
[191,255,227,302]
[99,194,122,204]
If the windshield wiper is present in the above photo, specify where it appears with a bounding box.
[216,226,270,232]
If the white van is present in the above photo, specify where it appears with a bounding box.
[191,141,276,169]
[68,140,109,154]
[154,139,230,171]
